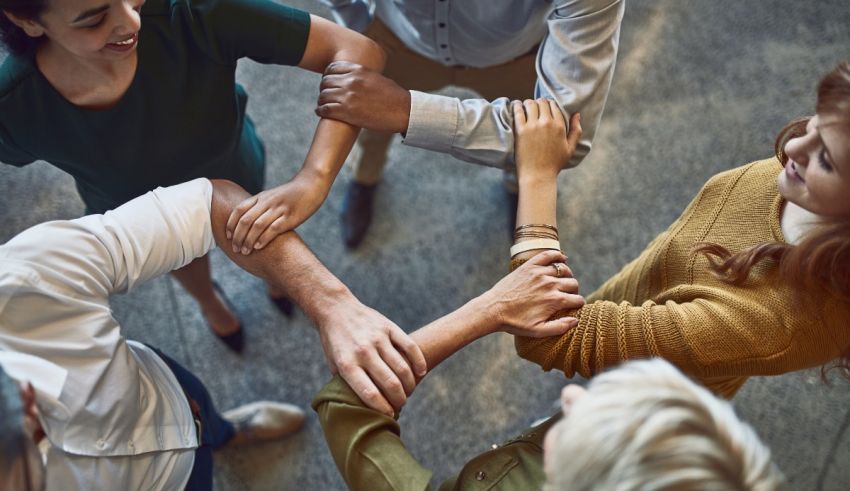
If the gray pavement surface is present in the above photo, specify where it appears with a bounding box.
[1,0,849,489]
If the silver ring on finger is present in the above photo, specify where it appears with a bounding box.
[552,263,564,278]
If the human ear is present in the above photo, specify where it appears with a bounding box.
[2,10,46,38]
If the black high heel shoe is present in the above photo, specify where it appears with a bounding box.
[268,294,295,317]
[211,281,244,353]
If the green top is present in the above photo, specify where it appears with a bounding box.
[312,376,555,491]
[0,0,310,213]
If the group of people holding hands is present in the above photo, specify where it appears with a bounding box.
[0,0,848,489]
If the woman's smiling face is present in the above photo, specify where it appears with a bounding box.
[778,112,850,219]
[18,0,145,62]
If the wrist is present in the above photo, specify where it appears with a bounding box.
[464,292,503,336]
[295,166,335,193]
[309,282,356,327]
[517,171,557,188]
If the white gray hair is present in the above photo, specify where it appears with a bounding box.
[544,359,787,491]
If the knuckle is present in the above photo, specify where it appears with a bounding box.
[384,378,403,393]
[361,387,380,402]
[336,359,354,373]
[352,344,371,358]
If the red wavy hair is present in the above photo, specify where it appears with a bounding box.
[694,60,850,377]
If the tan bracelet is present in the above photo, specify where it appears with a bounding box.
[510,238,562,258]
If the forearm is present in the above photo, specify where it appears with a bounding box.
[404,93,517,169]
[211,180,352,321]
[513,173,559,262]
[297,15,386,185]
[296,118,359,189]
[410,294,497,371]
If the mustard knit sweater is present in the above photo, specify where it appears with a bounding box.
[515,159,850,398]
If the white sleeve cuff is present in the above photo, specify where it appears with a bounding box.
[402,91,459,153]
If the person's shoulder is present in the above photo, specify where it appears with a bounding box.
[703,158,781,194]
[144,0,274,17]
[0,52,38,102]
[141,0,180,17]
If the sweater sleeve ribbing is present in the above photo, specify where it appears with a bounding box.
[515,299,694,379]
[513,286,840,396]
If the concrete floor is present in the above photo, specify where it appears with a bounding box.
[2,0,850,489]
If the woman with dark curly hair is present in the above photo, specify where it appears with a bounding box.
[0,0,385,352]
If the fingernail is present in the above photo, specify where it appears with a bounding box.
[241,247,250,255]
[232,245,239,253]
[254,243,263,250]
[226,231,232,240]
[569,318,579,327]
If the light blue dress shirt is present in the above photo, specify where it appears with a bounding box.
[322,0,625,169]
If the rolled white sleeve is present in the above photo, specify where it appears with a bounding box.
[403,0,624,170]
[96,178,215,292]
[0,178,215,299]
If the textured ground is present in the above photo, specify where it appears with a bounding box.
[1,0,849,489]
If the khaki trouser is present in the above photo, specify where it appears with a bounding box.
[352,19,537,185]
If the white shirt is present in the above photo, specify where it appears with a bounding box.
[323,0,625,169]
[0,178,215,490]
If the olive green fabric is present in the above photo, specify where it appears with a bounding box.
[0,0,310,214]
[313,376,554,491]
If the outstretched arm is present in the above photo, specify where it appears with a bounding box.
[410,251,583,370]
[313,250,583,491]
[212,180,422,416]
[226,15,386,254]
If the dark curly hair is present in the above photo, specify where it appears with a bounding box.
[0,0,49,55]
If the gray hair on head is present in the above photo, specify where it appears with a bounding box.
[544,359,787,491]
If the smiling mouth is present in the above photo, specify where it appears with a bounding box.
[106,33,138,50]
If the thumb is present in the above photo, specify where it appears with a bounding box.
[324,60,357,76]
[566,113,583,150]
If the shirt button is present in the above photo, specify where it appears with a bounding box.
[476,471,486,481]
[438,22,446,28]
[440,44,448,49]
[95,439,106,449]
[491,443,499,449]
